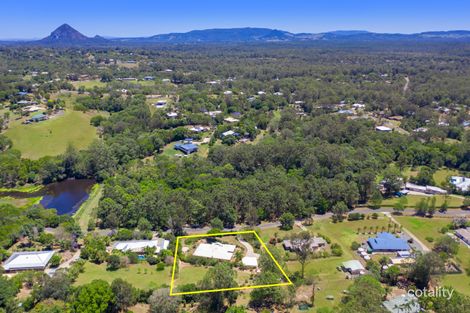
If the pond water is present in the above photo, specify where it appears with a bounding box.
[0,179,95,215]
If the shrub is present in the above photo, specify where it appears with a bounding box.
[350,241,361,251]
[107,255,121,271]
[330,243,343,256]
[147,256,158,265]
[156,262,165,271]
[49,254,61,268]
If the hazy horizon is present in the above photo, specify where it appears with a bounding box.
[1,0,470,39]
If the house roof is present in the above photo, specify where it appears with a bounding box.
[342,260,365,272]
[242,256,258,267]
[3,251,55,271]
[383,294,420,313]
[113,239,169,253]
[174,143,198,154]
[193,242,236,260]
[367,232,410,251]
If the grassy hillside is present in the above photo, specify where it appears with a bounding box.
[4,110,99,159]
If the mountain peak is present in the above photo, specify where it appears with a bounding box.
[41,24,89,43]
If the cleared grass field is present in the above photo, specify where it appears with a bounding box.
[75,262,172,290]
[381,194,464,208]
[73,184,103,233]
[258,216,392,312]
[4,110,99,159]
[395,216,470,296]
[72,80,107,89]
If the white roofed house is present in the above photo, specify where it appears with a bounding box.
[450,176,470,192]
[3,251,55,272]
[193,242,236,260]
[112,239,169,254]
[375,126,393,132]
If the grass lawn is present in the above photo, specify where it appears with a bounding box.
[433,168,462,187]
[75,262,172,290]
[395,216,470,296]
[4,110,99,159]
[175,265,209,286]
[382,194,464,208]
[73,184,103,233]
[258,217,393,312]
[72,80,107,89]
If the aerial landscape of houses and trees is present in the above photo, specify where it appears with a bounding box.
[1,1,470,312]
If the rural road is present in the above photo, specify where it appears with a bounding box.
[183,207,470,235]
[403,76,410,93]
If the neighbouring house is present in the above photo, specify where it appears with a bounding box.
[205,110,223,117]
[455,228,470,245]
[450,176,470,192]
[174,139,198,155]
[352,103,365,109]
[29,113,47,122]
[144,76,155,81]
[154,101,167,109]
[22,105,42,113]
[3,251,55,272]
[112,239,169,254]
[282,237,327,252]
[224,117,239,123]
[375,126,393,132]
[405,182,447,195]
[223,90,233,95]
[341,260,365,275]
[166,112,178,118]
[193,242,236,260]
[337,109,354,115]
[383,294,420,313]
[242,256,258,267]
[221,130,239,138]
[367,232,410,253]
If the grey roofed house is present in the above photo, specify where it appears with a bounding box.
[283,237,327,252]
[383,294,420,313]
[3,251,55,272]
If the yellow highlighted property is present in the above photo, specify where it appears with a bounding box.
[170,230,292,296]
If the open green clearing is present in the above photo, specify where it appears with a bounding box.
[74,262,172,290]
[381,194,464,208]
[71,80,107,89]
[73,184,103,233]
[4,110,99,159]
[395,216,470,296]
[258,216,393,312]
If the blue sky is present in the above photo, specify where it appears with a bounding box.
[2,0,470,39]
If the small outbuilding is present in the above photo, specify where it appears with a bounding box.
[242,256,258,267]
[341,260,365,275]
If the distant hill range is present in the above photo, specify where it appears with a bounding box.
[5,24,470,46]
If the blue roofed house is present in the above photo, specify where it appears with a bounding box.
[367,232,410,253]
[174,139,198,155]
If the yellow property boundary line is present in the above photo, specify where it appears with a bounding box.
[170,230,293,296]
